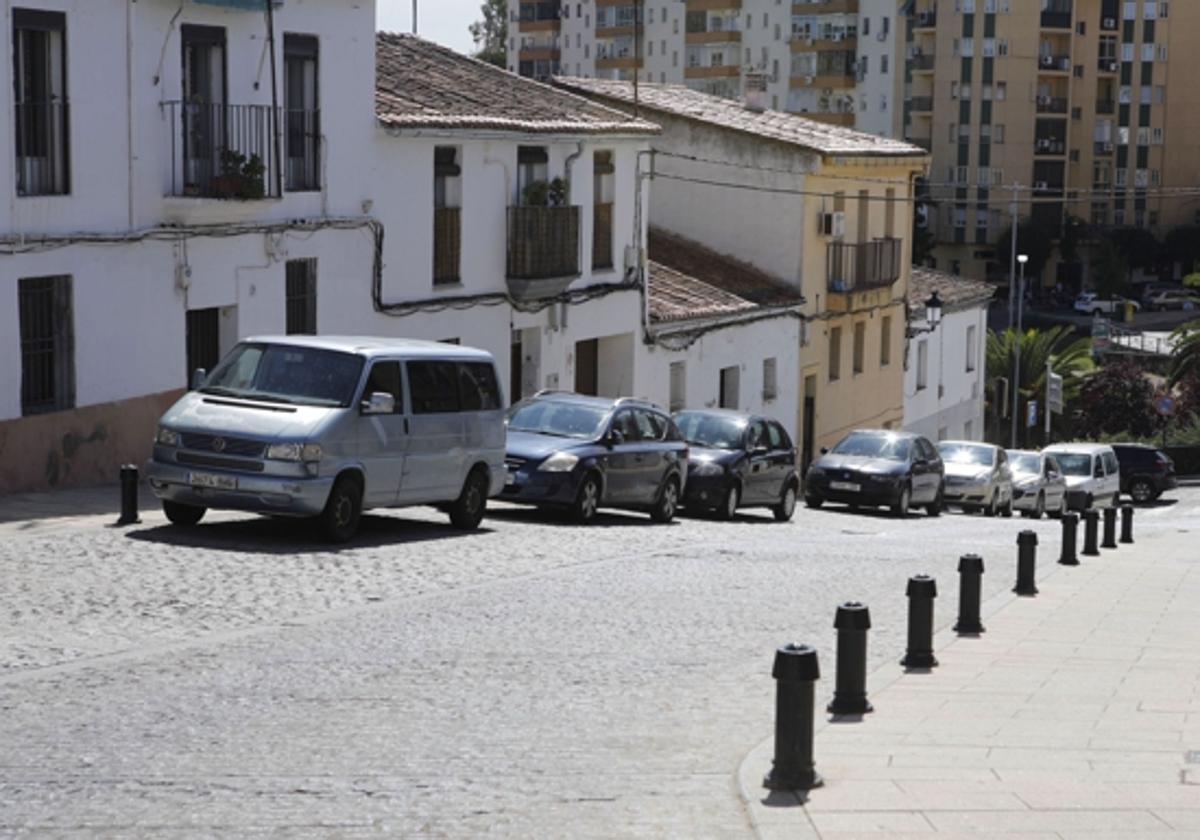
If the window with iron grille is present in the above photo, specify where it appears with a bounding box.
[284,34,320,192]
[13,9,69,196]
[19,274,74,415]
[286,258,317,335]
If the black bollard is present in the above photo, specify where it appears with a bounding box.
[116,464,140,526]
[953,554,986,635]
[1121,504,1135,544]
[1014,530,1039,596]
[1102,507,1118,549]
[1059,512,1079,566]
[1082,509,1101,556]
[901,575,938,670]
[764,644,823,791]
[828,602,873,715]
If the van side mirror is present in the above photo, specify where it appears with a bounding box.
[1093,463,1104,478]
[190,368,207,391]
[361,391,396,416]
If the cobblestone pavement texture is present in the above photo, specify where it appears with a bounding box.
[1,486,1199,837]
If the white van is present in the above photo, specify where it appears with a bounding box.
[1042,443,1121,511]
[146,336,506,541]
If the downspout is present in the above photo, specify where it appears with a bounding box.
[636,148,654,341]
[265,0,283,198]
[127,0,135,230]
[563,141,584,196]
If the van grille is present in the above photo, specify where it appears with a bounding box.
[176,451,266,473]
[180,433,266,458]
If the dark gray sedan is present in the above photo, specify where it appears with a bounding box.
[804,429,944,517]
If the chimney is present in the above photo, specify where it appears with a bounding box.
[743,71,768,112]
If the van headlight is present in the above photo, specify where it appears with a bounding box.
[538,452,579,472]
[156,427,180,447]
[266,442,323,462]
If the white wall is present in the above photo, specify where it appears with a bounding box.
[903,304,988,441]
[856,0,902,138]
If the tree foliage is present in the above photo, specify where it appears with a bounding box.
[1169,319,1200,386]
[1074,361,1159,440]
[469,0,507,68]
[986,326,1094,446]
[1106,227,1161,270]
[1091,238,1130,299]
[993,223,1055,284]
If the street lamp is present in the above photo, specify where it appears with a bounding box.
[924,290,943,328]
[1010,254,1029,448]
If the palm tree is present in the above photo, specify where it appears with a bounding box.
[986,326,1094,447]
[1168,320,1200,386]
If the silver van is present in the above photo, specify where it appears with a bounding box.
[146,336,506,541]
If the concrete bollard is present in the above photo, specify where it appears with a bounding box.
[763,644,823,791]
[828,602,873,715]
[901,576,938,671]
[1102,507,1118,549]
[953,554,986,635]
[1082,509,1101,556]
[1058,512,1080,566]
[116,464,141,526]
[1014,530,1039,596]
[1121,504,1135,544]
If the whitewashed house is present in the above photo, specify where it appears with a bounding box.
[903,267,992,442]
[0,0,381,493]
[369,35,657,405]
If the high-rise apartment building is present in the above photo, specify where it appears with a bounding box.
[507,1,907,135]
[905,0,1200,283]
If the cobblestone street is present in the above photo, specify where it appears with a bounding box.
[2,490,1199,837]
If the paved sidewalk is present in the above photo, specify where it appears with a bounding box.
[739,525,1200,839]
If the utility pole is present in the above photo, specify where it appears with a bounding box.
[412,0,418,34]
[1010,254,1028,448]
[633,0,642,117]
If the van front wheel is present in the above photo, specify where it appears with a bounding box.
[163,500,205,527]
[449,469,489,530]
[320,475,362,543]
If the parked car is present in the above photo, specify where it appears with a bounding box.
[1073,292,1139,316]
[1110,443,1178,503]
[1006,449,1069,518]
[1042,443,1121,510]
[937,440,1014,516]
[804,430,944,518]
[1144,289,1200,311]
[672,409,800,521]
[1139,282,1185,304]
[499,392,688,524]
[147,336,507,541]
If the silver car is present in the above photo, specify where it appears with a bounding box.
[1006,449,1069,518]
[937,440,1014,517]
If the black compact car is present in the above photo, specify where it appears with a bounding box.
[672,409,800,521]
[499,392,689,524]
[804,429,945,517]
[1111,443,1177,503]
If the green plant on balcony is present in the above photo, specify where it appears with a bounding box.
[211,148,267,200]
[522,176,569,207]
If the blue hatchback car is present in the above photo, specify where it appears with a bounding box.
[498,392,689,524]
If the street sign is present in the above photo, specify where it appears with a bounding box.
[1156,395,1176,417]
[1047,372,1064,414]
[1092,318,1111,354]
[1027,400,1038,428]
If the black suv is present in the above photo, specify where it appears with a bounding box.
[499,392,689,524]
[1111,443,1177,503]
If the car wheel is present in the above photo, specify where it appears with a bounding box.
[1085,493,1094,510]
[715,483,740,521]
[1001,494,1015,518]
[984,493,998,518]
[319,474,362,543]
[774,483,798,522]
[651,477,680,524]
[163,500,205,527]
[449,468,489,530]
[1050,495,1067,518]
[1033,492,1045,520]
[926,485,944,517]
[571,473,601,525]
[804,495,823,509]
[1129,478,1156,504]
[891,485,911,518]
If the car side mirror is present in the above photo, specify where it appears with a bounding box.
[190,368,207,391]
[819,446,829,455]
[361,391,396,416]
[608,429,625,447]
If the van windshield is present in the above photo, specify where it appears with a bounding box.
[201,343,365,408]
[1054,453,1093,477]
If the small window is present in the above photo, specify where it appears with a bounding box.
[613,409,642,441]
[362,361,402,412]
[880,316,892,366]
[829,327,842,381]
[634,409,666,441]
[719,365,739,409]
[916,339,929,390]
[19,274,74,415]
[458,362,502,411]
[407,361,461,414]
[285,258,317,335]
[762,357,778,401]
[852,321,866,374]
[669,361,686,412]
[966,324,978,372]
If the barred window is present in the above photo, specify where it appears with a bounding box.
[19,274,74,415]
[286,258,317,335]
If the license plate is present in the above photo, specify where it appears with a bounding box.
[189,472,237,490]
[505,470,517,486]
[830,481,861,492]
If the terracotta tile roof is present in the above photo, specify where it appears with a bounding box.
[649,228,804,308]
[649,262,759,323]
[375,34,659,135]
[908,266,996,313]
[554,77,927,158]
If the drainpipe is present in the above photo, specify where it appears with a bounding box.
[126,0,135,230]
[265,0,283,198]
[563,141,584,199]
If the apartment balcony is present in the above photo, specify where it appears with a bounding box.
[1040,10,1072,29]
[912,9,937,31]
[686,63,741,79]
[433,207,461,285]
[1035,96,1068,115]
[164,101,284,199]
[1096,99,1115,115]
[506,205,581,300]
[1094,139,1115,156]
[518,46,561,62]
[687,0,744,10]
[1037,53,1072,73]
[827,238,902,294]
[686,29,742,44]
[792,0,858,13]
[1034,137,1066,156]
[597,55,643,70]
[1097,57,1119,74]
[910,53,936,73]
[909,96,934,114]
[517,1,561,31]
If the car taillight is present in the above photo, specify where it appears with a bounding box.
[1155,452,1172,471]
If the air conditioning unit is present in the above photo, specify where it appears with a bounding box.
[1040,54,1054,67]
[1036,138,1052,150]
[1107,60,1119,72]
[1103,141,1114,152]
[819,211,846,237]
[1034,181,1049,191]
[1103,16,1116,28]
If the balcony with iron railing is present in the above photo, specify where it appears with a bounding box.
[1037,53,1072,73]
[1096,99,1115,115]
[913,8,937,30]
[1040,8,1072,29]
[15,99,70,196]
[909,96,934,114]
[165,101,291,199]
[434,207,461,285]
[507,205,581,300]
[910,53,936,73]
[826,238,902,294]
[1036,95,1069,115]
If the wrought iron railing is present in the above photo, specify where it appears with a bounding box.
[15,100,69,196]
[507,206,580,280]
[164,100,288,199]
[827,238,903,293]
[434,207,462,285]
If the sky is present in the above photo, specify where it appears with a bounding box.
[376,0,480,55]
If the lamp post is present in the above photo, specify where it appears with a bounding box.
[1010,254,1029,448]
[926,290,944,434]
